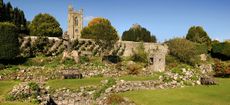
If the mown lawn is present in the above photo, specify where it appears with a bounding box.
[0,81,34,105]
[47,75,162,90]
[120,78,230,105]
[46,77,105,90]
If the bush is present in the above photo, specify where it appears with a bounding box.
[0,22,19,60]
[31,37,49,56]
[28,82,40,91]
[0,64,5,70]
[127,63,142,75]
[211,42,230,60]
[166,38,207,66]
[94,78,116,99]
[79,56,90,64]
[213,60,230,77]
[106,94,125,104]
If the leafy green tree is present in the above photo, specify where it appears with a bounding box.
[186,26,211,46]
[81,17,119,56]
[29,13,63,37]
[122,24,157,43]
[0,22,19,60]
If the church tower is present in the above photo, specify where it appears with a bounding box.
[67,5,83,40]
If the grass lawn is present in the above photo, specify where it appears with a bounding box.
[0,81,34,105]
[118,75,158,81]
[120,78,230,105]
[46,77,105,90]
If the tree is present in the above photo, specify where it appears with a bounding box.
[122,24,157,43]
[81,17,119,55]
[0,22,19,60]
[0,1,28,34]
[0,0,3,21]
[29,13,63,37]
[0,0,3,7]
[186,26,211,46]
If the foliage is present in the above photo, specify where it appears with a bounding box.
[166,38,207,66]
[127,63,142,75]
[165,55,182,69]
[28,82,39,91]
[131,43,148,64]
[106,94,125,105]
[211,41,230,60]
[94,78,116,99]
[0,63,5,70]
[29,13,63,37]
[79,56,90,64]
[81,17,119,56]
[186,26,211,47]
[0,22,19,60]
[30,37,49,56]
[213,60,230,77]
[122,24,157,42]
[0,1,28,34]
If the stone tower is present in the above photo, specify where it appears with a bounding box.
[67,5,83,40]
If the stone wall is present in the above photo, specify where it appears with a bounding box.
[20,37,168,72]
[120,41,168,72]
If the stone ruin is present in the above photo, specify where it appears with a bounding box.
[120,41,168,72]
[19,5,168,72]
[67,5,83,41]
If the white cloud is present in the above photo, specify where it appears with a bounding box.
[84,16,95,22]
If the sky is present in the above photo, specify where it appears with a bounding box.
[4,0,230,42]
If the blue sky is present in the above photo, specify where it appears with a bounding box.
[5,0,230,42]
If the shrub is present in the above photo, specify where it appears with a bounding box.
[127,63,142,75]
[79,56,90,64]
[28,82,40,91]
[166,55,181,69]
[166,38,207,66]
[94,78,116,99]
[0,64,5,70]
[213,60,230,77]
[31,37,49,56]
[0,22,19,60]
[211,42,230,60]
[106,94,125,105]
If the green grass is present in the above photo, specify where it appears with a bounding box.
[0,81,19,100]
[118,75,158,81]
[120,78,230,105]
[47,77,105,90]
[0,101,35,105]
[0,81,34,105]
